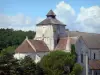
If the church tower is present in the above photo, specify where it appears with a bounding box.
[34,10,67,51]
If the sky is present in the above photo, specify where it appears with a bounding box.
[0,0,100,33]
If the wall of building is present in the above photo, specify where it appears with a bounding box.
[53,25,66,39]
[75,37,89,75]
[89,49,100,60]
[53,25,67,48]
[76,37,100,75]
[14,52,48,63]
[34,24,67,51]
[34,25,54,50]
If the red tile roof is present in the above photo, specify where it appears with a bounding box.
[16,40,35,53]
[29,40,49,52]
[15,39,49,53]
[89,60,100,70]
[55,38,68,50]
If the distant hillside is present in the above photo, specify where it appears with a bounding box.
[0,28,35,50]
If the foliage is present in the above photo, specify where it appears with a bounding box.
[0,51,19,75]
[19,56,36,75]
[71,44,77,62]
[35,63,44,75]
[70,63,83,75]
[71,44,76,55]
[0,46,16,56]
[39,45,83,75]
[0,53,42,75]
[39,51,76,75]
[0,28,35,51]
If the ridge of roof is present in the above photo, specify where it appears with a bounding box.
[26,39,36,52]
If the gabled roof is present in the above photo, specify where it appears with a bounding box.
[37,10,66,26]
[15,39,49,53]
[67,31,100,49]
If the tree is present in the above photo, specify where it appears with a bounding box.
[70,63,83,75]
[39,48,83,75]
[0,51,19,75]
[1,46,16,55]
[19,56,36,75]
[39,51,76,75]
[0,28,35,51]
[35,63,44,75]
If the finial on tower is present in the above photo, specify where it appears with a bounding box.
[46,10,56,18]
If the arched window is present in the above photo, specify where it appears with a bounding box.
[81,54,83,63]
[94,53,95,59]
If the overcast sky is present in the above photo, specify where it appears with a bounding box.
[0,0,100,33]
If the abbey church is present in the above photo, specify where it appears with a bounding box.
[14,10,100,75]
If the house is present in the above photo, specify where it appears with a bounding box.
[14,10,100,75]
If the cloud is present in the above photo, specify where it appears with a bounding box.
[0,13,41,31]
[76,6,100,33]
[54,1,100,33]
[54,1,77,31]
[0,13,44,31]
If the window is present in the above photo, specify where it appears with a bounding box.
[81,54,83,63]
[94,53,95,59]
[57,37,60,44]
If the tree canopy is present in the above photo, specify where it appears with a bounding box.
[0,28,35,51]
[39,50,83,75]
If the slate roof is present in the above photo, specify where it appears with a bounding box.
[16,39,49,53]
[46,10,56,16]
[89,60,100,70]
[67,31,100,49]
[37,10,66,26]
[37,18,66,25]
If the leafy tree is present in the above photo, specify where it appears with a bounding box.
[70,63,83,75]
[1,46,16,55]
[39,51,76,75]
[0,28,35,51]
[0,51,19,75]
[71,44,77,63]
[35,63,44,75]
[19,56,36,75]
